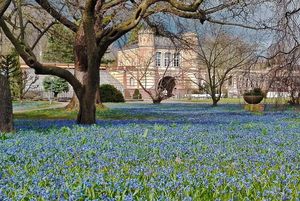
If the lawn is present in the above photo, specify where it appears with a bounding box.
[1,103,300,200]
[13,101,62,113]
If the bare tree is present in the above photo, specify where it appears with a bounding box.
[0,0,269,124]
[19,71,39,100]
[261,0,300,104]
[120,47,178,104]
[185,25,257,106]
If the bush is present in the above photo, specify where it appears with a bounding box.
[132,89,142,99]
[100,84,125,102]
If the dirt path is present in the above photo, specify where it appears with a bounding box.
[13,102,68,113]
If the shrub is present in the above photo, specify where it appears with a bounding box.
[100,84,125,102]
[132,89,142,99]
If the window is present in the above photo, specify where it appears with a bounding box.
[155,52,161,67]
[174,52,180,67]
[129,77,135,86]
[228,76,233,86]
[164,52,171,67]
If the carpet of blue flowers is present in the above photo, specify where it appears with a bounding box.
[1,103,300,200]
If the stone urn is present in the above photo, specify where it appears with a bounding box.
[243,95,264,104]
[243,88,264,104]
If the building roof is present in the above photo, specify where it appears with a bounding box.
[122,36,180,50]
[122,43,139,50]
[154,36,178,49]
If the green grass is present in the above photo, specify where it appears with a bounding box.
[14,107,151,120]
[14,108,77,119]
[13,101,61,112]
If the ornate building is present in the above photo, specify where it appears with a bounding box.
[109,29,202,99]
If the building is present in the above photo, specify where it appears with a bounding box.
[110,29,246,99]
[20,64,124,100]
[110,29,300,100]
[109,29,201,99]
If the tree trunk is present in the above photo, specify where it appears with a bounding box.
[211,94,219,106]
[68,89,101,109]
[66,26,102,110]
[0,74,13,133]
[212,99,218,106]
[153,97,163,104]
[77,90,96,124]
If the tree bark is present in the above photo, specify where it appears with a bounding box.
[0,0,11,18]
[77,90,96,124]
[153,97,163,104]
[66,25,102,110]
[0,74,13,133]
[211,92,219,106]
[212,98,218,106]
[66,84,102,110]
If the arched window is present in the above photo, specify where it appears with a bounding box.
[129,77,135,86]
[228,76,233,86]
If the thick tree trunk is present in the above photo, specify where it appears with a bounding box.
[0,75,13,133]
[77,91,96,124]
[66,26,102,110]
[66,85,101,110]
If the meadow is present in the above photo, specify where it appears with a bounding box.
[1,103,299,200]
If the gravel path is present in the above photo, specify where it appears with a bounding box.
[13,102,68,113]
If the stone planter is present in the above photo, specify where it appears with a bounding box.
[243,95,264,104]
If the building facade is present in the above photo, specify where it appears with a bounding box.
[110,29,245,99]
[109,30,199,99]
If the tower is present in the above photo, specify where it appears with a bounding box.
[138,29,155,47]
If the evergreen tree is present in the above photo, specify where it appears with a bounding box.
[43,25,75,63]
[0,51,22,98]
[43,76,69,97]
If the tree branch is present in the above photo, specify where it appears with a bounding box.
[35,0,78,32]
[0,0,11,18]
[31,21,58,50]
[0,19,82,92]
[207,18,269,30]
[163,0,204,12]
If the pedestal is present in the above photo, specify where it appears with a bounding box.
[244,104,265,112]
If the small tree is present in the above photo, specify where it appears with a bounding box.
[19,71,39,101]
[0,51,22,98]
[43,76,69,98]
